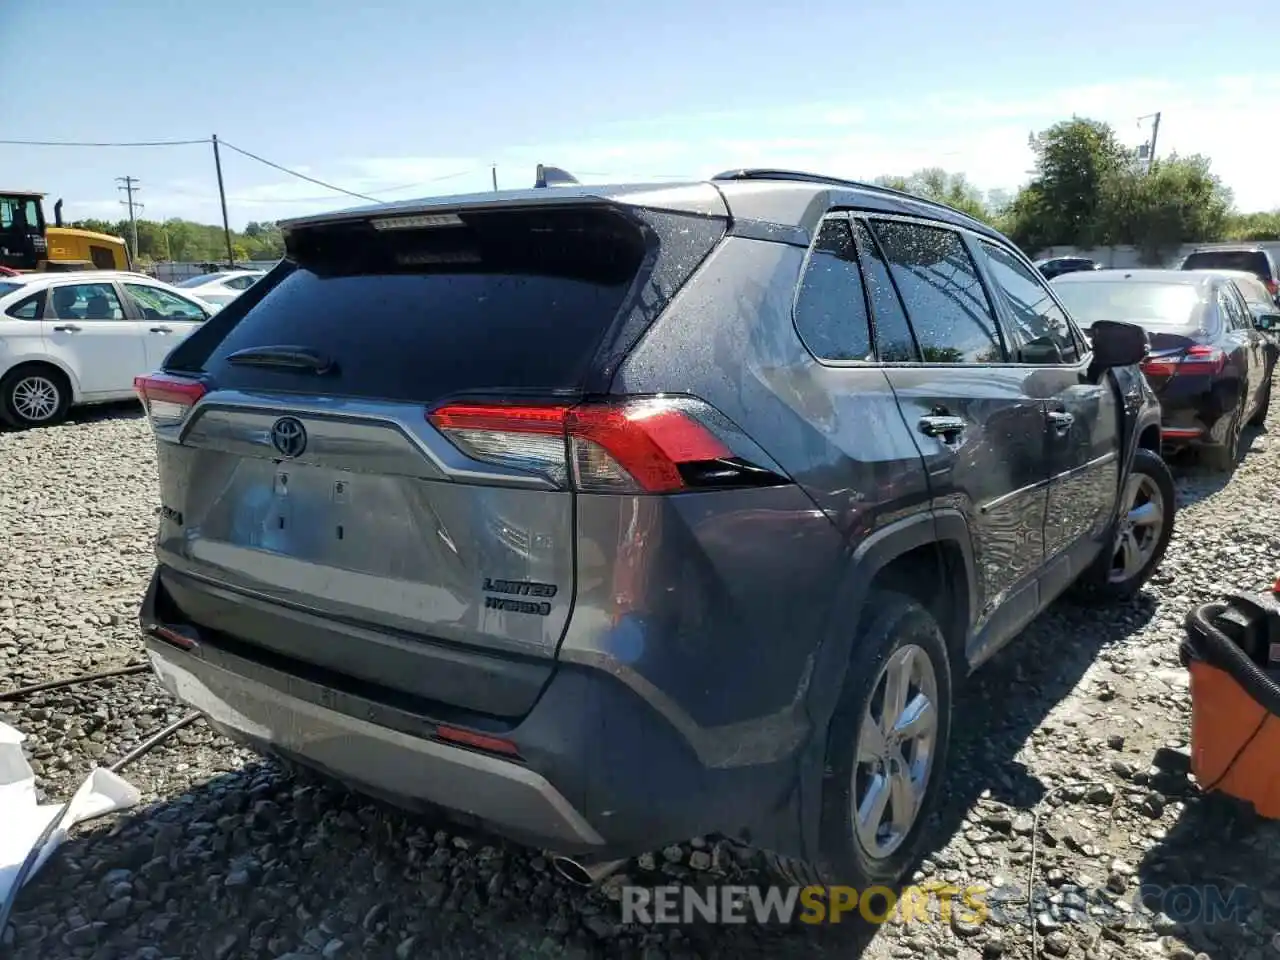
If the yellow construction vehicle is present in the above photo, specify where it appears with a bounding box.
[0,191,131,274]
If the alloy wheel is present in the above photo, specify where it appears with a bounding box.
[1109,471,1165,584]
[11,376,61,423]
[852,643,939,859]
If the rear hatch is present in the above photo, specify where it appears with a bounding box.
[138,189,728,716]
[1182,249,1277,294]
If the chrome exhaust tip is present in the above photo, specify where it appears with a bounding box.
[550,855,627,887]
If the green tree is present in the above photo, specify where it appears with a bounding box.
[1006,118,1129,250]
[1094,154,1232,263]
[873,168,995,223]
[1225,210,1280,241]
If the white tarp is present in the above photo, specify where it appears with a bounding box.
[0,721,140,907]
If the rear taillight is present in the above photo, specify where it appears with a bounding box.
[428,398,773,493]
[1140,345,1226,377]
[134,372,206,429]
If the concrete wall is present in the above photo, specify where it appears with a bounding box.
[1037,241,1280,269]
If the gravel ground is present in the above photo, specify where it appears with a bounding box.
[2,401,1279,960]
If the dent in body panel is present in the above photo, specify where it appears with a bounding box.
[614,236,932,543]
[154,439,576,659]
[881,366,1050,629]
[558,486,846,768]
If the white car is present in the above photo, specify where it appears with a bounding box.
[0,271,215,428]
[174,270,264,309]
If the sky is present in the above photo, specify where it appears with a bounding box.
[4,1,1279,231]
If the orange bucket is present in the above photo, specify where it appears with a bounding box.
[1183,589,1280,819]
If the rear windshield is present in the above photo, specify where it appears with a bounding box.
[1182,251,1271,278]
[0,281,25,298]
[1053,280,1206,331]
[188,207,652,403]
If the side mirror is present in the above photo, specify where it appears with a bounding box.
[1090,320,1148,370]
[1255,313,1280,332]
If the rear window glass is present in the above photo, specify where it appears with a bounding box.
[196,207,650,403]
[1182,251,1271,278]
[1052,281,1206,331]
[0,281,24,298]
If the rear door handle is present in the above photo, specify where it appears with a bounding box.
[150,325,173,333]
[52,323,81,333]
[1047,410,1075,434]
[918,415,967,440]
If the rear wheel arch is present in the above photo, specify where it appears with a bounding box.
[0,361,75,427]
[794,511,976,863]
[1137,423,1161,453]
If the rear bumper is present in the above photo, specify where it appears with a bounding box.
[1156,377,1240,448]
[141,567,802,857]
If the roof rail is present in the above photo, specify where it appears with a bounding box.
[710,168,983,223]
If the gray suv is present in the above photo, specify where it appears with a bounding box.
[136,170,1173,891]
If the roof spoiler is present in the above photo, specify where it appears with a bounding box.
[534,164,579,188]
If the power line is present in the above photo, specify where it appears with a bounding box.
[217,139,382,203]
[0,137,209,147]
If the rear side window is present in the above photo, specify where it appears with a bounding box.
[869,220,1005,363]
[191,207,670,403]
[851,220,918,361]
[793,217,873,362]
[1182,250,1271,279]
[979,241,1081,363]
[5,292,41,319]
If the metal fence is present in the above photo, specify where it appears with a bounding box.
[147,260,280,284]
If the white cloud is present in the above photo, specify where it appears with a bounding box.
[63,74,1280,225]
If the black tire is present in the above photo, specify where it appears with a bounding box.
[1247,376,1271,427]
[0,364,71,429]
[1070,448,1176,605]
[767,590,953,891]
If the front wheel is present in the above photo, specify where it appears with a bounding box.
[1070,448,1176,604]
[0,365,70,429]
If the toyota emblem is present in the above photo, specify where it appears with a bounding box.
[270,417,307,458]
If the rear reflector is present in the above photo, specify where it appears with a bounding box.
[1141,345,1226,377]
[429,399,734,493]
[134,372,207,428]
[434,724,521,757]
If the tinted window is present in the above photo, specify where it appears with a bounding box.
[5,292,40,319]
[47,282,125,321]
[1182,250,1271,279]
[980,242,1080,363]
[1053,280,1205,332]
[1218,288,1248,330]
[851,220,918,361]
[1230,276,1272,308]
[869,220,1004,363]
[226,275,259,290]
[193,207,653,402]
[0,281,24,298]
[793,218,872,362]
[125,283,207,322]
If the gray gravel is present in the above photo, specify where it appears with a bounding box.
[3,401,1280,960]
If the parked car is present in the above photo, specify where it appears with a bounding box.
[0,271,214,428]
[1178,245,1279,301]
[1035,255,1102,280]
[1204,269,1280,335]
[135,170,1173,893]
[1053,269,1276,469]
[175,269,265,309]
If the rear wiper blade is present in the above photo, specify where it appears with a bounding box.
[225,345,336,375]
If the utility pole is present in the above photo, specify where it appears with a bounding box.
[211,134,235,267]
[491,164,498,191]
[116,176,140,261]
[1138,112,1161,173]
